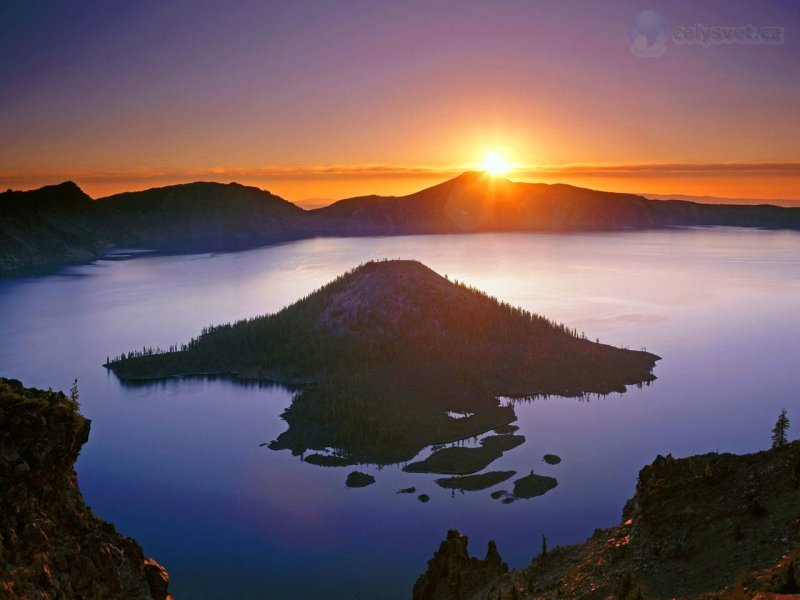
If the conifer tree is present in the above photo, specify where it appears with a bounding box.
[772,408,790,448]
[68,378,80,410]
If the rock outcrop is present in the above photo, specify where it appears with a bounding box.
[413,530,509,600]
[416,441,800,599]
[0,378,170,599]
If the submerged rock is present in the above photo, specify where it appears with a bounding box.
[418,494,431,503]
[397,487,417,494]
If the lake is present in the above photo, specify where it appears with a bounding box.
[1,229,799,599]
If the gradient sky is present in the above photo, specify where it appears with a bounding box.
[1,0,799,202]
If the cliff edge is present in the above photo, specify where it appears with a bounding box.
[415,441,800,599]
[0,378,170,599]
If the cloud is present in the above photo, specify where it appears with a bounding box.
[0,164,457,185]
[521,162,800,177]
[2,161,799,188]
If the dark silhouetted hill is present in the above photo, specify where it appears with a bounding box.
[97,181,306,251]
[313,171,800,234]
[0,182,123,272]
[3,174,799,274]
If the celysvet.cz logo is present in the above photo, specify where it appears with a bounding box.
[629,10,785,58]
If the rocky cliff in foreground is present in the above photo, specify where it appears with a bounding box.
[0,378,170,599]
[415,441,800,599]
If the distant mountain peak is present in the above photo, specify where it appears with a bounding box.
[1,180,93,205]
[55,180,83,191]
[437,170,515,189]
[36,180,87,195]
[454,169,511,181]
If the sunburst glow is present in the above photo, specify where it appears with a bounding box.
[479,151,512,176]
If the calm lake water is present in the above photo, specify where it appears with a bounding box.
[1,229,799,599]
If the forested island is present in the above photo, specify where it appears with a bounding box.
[3,173,800,275]
[106,260,658,464]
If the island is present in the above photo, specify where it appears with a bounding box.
[106,260,659,464]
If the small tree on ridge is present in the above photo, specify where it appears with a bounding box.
[68,378,80,410]
[772,408,790,448]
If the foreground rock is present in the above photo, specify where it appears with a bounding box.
[0,378,170,599]
[415,441,800,599]
[413,530,508,600]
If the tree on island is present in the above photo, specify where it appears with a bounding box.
[772,408,790,448]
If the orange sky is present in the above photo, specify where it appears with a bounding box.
[1,2,799,203]
[4,160,800,205]
[5,164,798,206]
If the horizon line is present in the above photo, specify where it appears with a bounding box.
[3,160,800,186]
[3,161,800,204]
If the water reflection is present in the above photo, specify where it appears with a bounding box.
[0,229,798,599]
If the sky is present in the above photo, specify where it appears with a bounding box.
[1,0,799,203]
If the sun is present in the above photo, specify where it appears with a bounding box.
[479,150,511,176]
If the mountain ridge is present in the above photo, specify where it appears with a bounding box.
[3,174,799,274]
